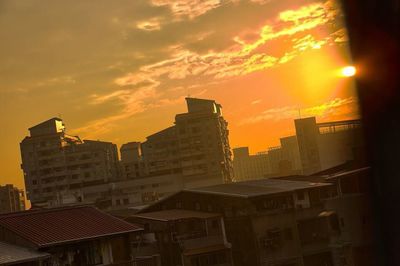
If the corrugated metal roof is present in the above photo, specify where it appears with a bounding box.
[133,209,220,222]
[0,206,143,248]
[0,241,49,265]
[185,179,331,198]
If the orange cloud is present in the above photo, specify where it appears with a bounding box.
[115,0,341,88]
[239,97,359,125]
[136,18,162,31]
[151,0,223,20]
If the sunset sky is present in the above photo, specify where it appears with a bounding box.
[0,0,359,189]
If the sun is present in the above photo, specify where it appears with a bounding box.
[341,66,356,77]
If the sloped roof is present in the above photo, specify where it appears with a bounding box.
[0,241,49,265]
[0,206,142,248]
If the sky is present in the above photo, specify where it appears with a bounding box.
[0,0,360,190]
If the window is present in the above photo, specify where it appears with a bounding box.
[212,219,219,229]
[284,228,293,240]
[297,191,305,200]
[123,198,129,205]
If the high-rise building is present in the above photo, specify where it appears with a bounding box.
[120,142,146,179]
[295,117,363,175]
[0,184,25,214]
[141,97,233,187]
[232,147,270,181]
[20,118,120,207]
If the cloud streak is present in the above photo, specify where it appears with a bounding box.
[240,97,359,125]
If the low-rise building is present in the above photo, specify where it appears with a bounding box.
[139,179,338,266]
[127,209,233,266]
[0,205,143,265]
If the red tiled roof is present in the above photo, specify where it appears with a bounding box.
[0,206,142,248]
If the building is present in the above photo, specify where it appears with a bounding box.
[20,118,120,207]
[232,147,270,181]
[120,142,147,180]
[0,184,25,214]
[271,165,375,266]
[127,209,233,266]
[139,179,340,266]
[295,117,363,175]
[0,241,50,265]
[233,136,301,181]
[0,205,143,265]
[140,97,233,188]
[81,173,185,211]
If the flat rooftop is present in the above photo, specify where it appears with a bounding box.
[185,179,331,198]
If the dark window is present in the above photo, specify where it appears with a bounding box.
[284,228,293,240]
[297,191,305,200]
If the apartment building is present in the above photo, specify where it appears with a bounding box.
[139,179,340,266]
[120,142,147,179]
[232,147,270,181]
[295,117,363,175]
[0,184,25,214]
[20,118,120,207]
[233,136,301,181]
[140,97,233,188]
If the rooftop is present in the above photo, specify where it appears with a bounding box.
[0,241,49,265]
[0,206,142,248]
[185,179,331,198]
[133,209,220,222]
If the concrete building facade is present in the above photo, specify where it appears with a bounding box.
[295,118,363,175]
[232,147,270,181]
[20,118,120,207]
[0,184,25,214]
[140,97,233,187]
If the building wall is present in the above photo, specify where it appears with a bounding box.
[295,118,363,175]
[141,98,233,187]
[0,184,25,214]
[20,118,120,207]
[233,147,270,181]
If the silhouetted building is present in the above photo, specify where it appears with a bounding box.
[140,179,339,266]
[272,166,375,266]
[233,147,270,181]
[120,142,147,179]
[20,118,120,207]
[141,97,233,187]
[0,184,25,214]
[127,209,233,266]
[295,117,363,174]
[0,206,143,265]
